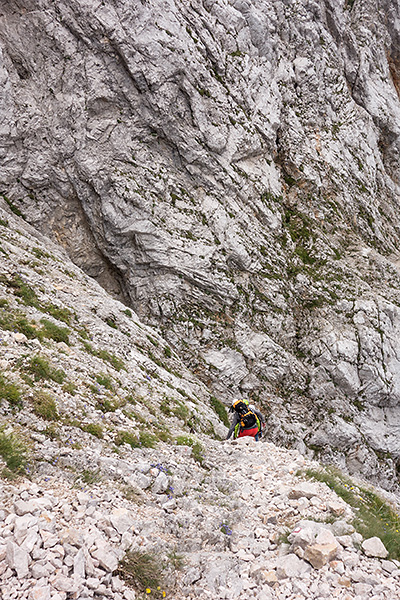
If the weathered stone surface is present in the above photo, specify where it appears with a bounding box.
[276,554,311,579]
[28,586,51,600]
[304,541,339,570]
[91,548,119,573]
[152,472,169,495]
[49,574,78,593]
[6,541,29,579]
[288,483,320,500]
[362,537,389,558]
[109,509,133,535]
[2,0,400,491]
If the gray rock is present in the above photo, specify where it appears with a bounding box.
[6,541,29,578]
[49,574,78,593]
[152,472,169,494]
[330,521,355,537]
[288,483,320,500]
[136,474,151,490]
[110,508,133,535]
[382,560,397,573]
[74,548,86,579]
[27,585,51,600]
[183,567,202,586]
[362,537,389,558]
[276,553,311,579]
[91,547,119,572]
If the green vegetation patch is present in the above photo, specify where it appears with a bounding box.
[0,426,27,475]
[40,318,70,344]
[305,466,400,559]
[115,430,157,449]
[83,342,126,371]
[115,430,140,448]
[118,550,164,593]
[31,390,59,421]
[210,396,229,427]
[27,355,66,384]
[82,423,104,439]
[44,304,73,325]
[0,375,22,408]
[95,373,114,390]
[0,273,40,307]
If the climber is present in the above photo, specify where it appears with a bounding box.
[226,399,265,441]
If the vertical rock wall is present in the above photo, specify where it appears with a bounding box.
[2,0,400,486]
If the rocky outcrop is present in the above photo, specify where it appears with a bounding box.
[2,1,400,486]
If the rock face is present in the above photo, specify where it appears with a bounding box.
[2,193,400,600]
[2,0,400,486]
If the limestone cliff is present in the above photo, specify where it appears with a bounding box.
[2,0,400,488]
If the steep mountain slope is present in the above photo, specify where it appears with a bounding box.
[2,202,400,600]
[2,0,400,487]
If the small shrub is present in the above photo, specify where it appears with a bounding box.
[95,397,119,413]
[0,375,22,408]
[79,469,102,485]
[105,316,118,329]
[40,318,70,344]
[123,308,132,318]
[164,346,172,358]
[0,299,8,307]
[173,402,189,422]
[32,391,59,420]
[83,342,125,371]
[0,427,27,473]
[147,335,159,347]
[118,550,163,592]
[43,424,59,440]
[82,423,103,439]
[32,247,51,260]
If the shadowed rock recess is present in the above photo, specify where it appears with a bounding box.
[2,0,400,489]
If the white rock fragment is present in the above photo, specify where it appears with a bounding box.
[91,547,119,572]
[6,540,30,578]
[110,508,133,535]
[362,537,389,558]
[28,586,51,600]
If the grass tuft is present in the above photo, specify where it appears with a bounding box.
[82,423,104,439]
[27,355,66,384]
[0,426,27,474]
[175,436,205,466]
[118,550,163,592]
[40,318,70,344]
[31,391,59,420]
[0,375,22,408]
[210,396,229,427]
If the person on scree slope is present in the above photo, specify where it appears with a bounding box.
[226,399,265,441]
